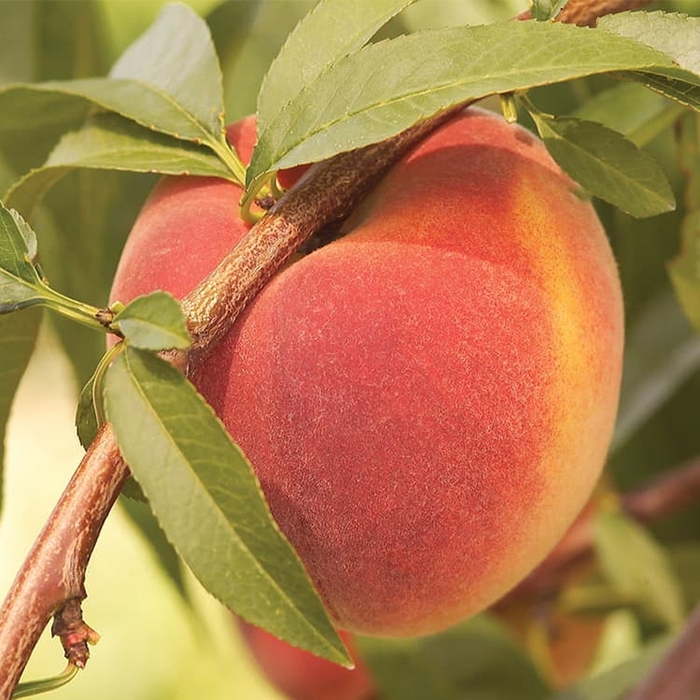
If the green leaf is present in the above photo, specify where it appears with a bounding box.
[612,291,700,452]
[4,113,231,219]
[593,511,686,629]
[257,0,416,134]
[103,347,347,665]
[357,615,548,700]
[598,11,700,113]
[527,112,675,217]
[552,634,675,700]
[76,372,99,451]
[0,204,46,312]
[0,4,242,182]
[599,11,700,76]
[0,0,110,177]
[0,308,41,510]
[529,0,569,21]
[617,73,700,113]
[113,291,190,351]
[573,82,685,147]
[247,20,680,187]
[670,543,700,608]
[587,610,642,677]
[108,2,224,138]
[669,113,700,333]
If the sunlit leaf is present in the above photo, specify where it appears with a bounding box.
[594,511,686,629]
[587,610,642,677]
[527,112,675,217]
[109,2,225,138]
[103,347,347,665]
[0,4,242,182]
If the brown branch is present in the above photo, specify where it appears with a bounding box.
[517,0,652,25]
[0,425,127,698]
[627,603,700,700]
[559,0,652,26]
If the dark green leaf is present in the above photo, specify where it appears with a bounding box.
[113,291,190,352]
[103,347,347,665]
[0,308,41,510]
[257,0,416,134]
[248,20,679,186]
[0,205,46,312]
[358,615,548,700]
[76,372,99,451]
[528,113,675,217]
[599,11,700,75]
[669,113,700,333]
[593,511,685,629]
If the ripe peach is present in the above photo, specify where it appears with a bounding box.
[111,108,624,638]
[238,621,375,700]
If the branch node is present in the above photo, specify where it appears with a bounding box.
[51,598,99,670]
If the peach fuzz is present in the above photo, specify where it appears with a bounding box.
[111,107,624,638]
[238,621,375,700]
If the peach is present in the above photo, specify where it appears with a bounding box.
[111,108,624,638]
[238,621,375,700]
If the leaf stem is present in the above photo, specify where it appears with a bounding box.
[11,664,78,698]
[208,135,246,186]
[40,287,109,334]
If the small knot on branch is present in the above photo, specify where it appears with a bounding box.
[51,599,100,669]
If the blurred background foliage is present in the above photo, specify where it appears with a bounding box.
[1,1,699,698]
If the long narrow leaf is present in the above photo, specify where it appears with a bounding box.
[103,347,348,665]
